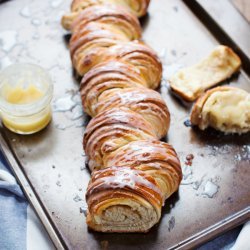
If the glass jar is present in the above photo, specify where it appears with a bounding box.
[0,63,53,134]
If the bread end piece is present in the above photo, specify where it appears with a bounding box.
[190,86,250,134]
[169,46,242,102]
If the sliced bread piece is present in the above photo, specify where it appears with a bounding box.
[190,86,250,134]
[169,46,241,101]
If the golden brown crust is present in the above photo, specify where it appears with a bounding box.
[85,140,181,232]
[170,85,196,102]
[70,22,128,75]
[104,140,182,190]
[191,86,250,133]
[69,22,128,59]
[104,41,162,88]
[86,166,161,233]
[62,0,150,30]
[83,107,157,171]
[190,89,213,126]
[71,5,142,36]
[69,6,142,76]
[87,166,163,210]
[71,0,151,17]
[80,60,148,116]
[94,87,170,138]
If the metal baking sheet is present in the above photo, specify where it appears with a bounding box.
[0,0,249,249]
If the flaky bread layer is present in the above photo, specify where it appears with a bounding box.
[190,86,250,134]
[169,46,241,102]
[62,0,150,30]
[86,141,182,232]
[86,166,162,233]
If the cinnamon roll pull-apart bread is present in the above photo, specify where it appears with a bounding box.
[62,0,150,30]
[86,140,182,233]
[169,46,241,102]
[62,0,182,233]
[191,86,250,134]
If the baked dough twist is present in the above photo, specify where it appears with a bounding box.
[62,0,150,30]
[62,0,182,233]
[69,5,145,76]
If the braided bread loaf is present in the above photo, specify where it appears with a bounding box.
[62,0,182,232]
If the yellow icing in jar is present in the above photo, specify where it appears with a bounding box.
[6,84,44,104]
[0,64,53,134]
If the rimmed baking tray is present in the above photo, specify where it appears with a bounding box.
[0,0,249,249]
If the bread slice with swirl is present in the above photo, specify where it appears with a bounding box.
[86,140,182,233]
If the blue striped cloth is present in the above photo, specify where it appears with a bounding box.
[0,150,54,250]
[0,152,27,250]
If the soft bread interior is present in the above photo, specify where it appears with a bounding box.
[87,198,159,233]
[86,166,163,233]
[169,46,241,101]
[191,87,250,134]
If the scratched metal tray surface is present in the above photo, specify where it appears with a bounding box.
[0,0,250,249]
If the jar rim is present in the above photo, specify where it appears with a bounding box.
[0,63,53,116]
